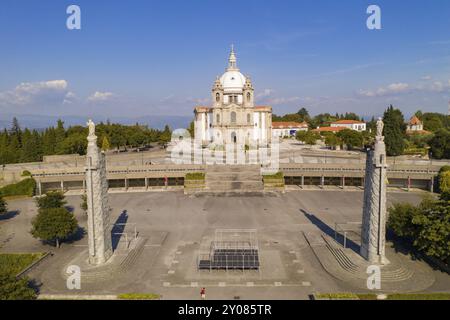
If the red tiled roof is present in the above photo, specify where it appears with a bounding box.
[253,106,272,111]
[409,116,422,125]
[194,106,211,112]
[312,126,347,132]
[331,120,365,125]
[272,121,308,129]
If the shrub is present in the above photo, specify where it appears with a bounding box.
[0,178,36,197]
[185,172,205,180]
[117,293,161,300]
[263,172,284,180]
[0,196,7,215]
[21,170,32,177]
[0,274,37,300]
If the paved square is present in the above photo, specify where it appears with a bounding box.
[1,189,438,299]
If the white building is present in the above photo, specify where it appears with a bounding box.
[406,116,424,132]
[194,46,272,147]
[330,120,366,132]
[272,122,308,138]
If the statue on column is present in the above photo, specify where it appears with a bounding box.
[360,118,389,264]
[85,119,113,265]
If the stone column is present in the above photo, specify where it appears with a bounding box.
[85,120,113,265]
[360,118,389,264]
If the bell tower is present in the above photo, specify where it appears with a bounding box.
[212,76,223,107]
[243,76,254,107]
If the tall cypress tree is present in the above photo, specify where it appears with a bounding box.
[383,105,406,156]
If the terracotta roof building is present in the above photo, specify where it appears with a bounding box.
[272,121,308,137]
[330,120,366,132]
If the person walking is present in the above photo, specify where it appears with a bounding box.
[200,287,206,300]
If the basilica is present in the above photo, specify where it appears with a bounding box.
[194,47,272,147]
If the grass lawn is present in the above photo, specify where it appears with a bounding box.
[316,293,450,300]
[0,253,45,275]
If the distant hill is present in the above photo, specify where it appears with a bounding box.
[0,113,192,130]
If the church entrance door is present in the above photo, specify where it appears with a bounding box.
[231,132,237,143]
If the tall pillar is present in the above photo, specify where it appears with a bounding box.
[360,118,389,265]
[341,176,345,189]
[430,176,434,193]
[85,120,113,265]
[301,176,304,189]
[60,180,64,192]
[38,181,42,196]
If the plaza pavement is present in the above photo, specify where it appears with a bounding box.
[1,189,449,300]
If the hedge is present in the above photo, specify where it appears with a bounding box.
[0,178,36,197]
[117,293,161,300]
[185,172,205,180]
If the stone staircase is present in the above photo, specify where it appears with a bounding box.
[321,235,414,283]
[69,237,148,283]
[203,165,264,196]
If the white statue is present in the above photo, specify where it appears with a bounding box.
[376,118,384,138]
[87,119,96,136]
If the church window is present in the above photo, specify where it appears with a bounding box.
[216,93,220,102]
[247,113,251,123]
[247,92,251,102]
[231,112,237,124]
[216,114,220,124]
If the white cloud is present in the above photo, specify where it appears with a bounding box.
[256,88,274,99]
[266,96,301,105]
[87,91,114,102]
[0,80,69,106]
[358,82,411,97]
[421,75,432,81]
[429,80,450,92]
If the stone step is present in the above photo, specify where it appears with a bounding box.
[206,165,261,173]
[206,181,263,188]
[206,172,262,180]
[190,190,277,197]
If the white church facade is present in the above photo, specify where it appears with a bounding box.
[194,47,272,147]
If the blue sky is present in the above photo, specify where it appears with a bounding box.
[0,0,449,125]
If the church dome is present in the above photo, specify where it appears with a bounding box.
[220,70,246,93]
[219,45,247,93]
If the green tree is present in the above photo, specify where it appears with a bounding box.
[337,129,363,150]
[439,169,450,201]
[31,207,78,248]
[296,107,310,122]
[36,191,67,210]
[388,197,450,264]
[429,129,450,159]
[187,121,195,138]
[296,131,319,145]
[0,196,7,215]
[383,105,406,156]
[0,274,37,300]
[101,136,111,151]
[388,203,419,238]
[80,194,88,213]
[412,200,450,263]
[54,119,66,154]
[158,125,172,147]
[324,133,341,149]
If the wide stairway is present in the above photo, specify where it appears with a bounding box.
[204,165,264,196]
